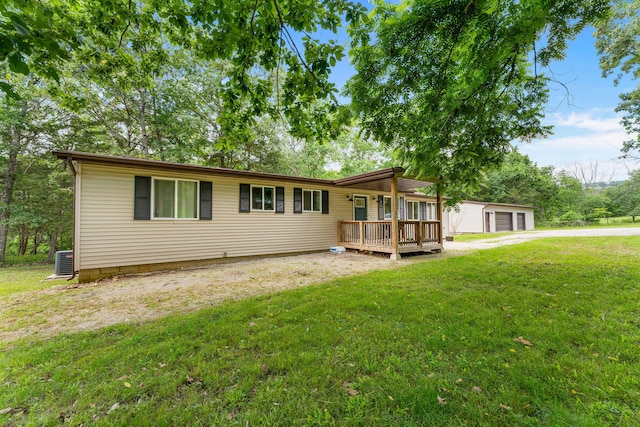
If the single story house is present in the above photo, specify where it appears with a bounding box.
[443,200,535,234]
[54,151,445,282]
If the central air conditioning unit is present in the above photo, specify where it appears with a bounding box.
[55,250,73,276]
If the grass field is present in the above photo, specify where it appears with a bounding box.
[449,231,518,242]
[0,264,75,297]
[1,237,639,426]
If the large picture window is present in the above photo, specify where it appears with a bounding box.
[251,185,275,211]
[153,178,198,219]
[303,189,322,212]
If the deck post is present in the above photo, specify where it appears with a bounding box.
[417,221,422,250]
[390,174,400,260]
[436,191,443,245]
[359,221,364,250]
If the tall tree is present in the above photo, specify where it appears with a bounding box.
[0,74,76,262]
[347,0,609,201]
[472,149,559,221]
[556,171,584,215]
[604,169,640,217]
[595,0,640,154]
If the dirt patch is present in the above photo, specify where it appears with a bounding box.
[0,251,443,344]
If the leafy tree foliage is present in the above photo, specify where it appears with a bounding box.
[331,127,393,177]
[347,0,609,200]
[595,0,640,153]
[603,169,640,217]
[2,0,368,144]
[471,149,559,221]
[556,171,584,214]
[0,74,76,263]
[0,0,79,95]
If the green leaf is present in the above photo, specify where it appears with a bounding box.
[0,81,20,99]
[8,53,30,75]
[11,17,30,36]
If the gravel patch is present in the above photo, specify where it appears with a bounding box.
[1,251,440,344]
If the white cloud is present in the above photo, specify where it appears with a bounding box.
[515,109,637,181]
[546,111,624,132]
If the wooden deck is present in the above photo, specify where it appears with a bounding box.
[338,220,442,255]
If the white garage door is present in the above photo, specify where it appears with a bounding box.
[495,212,513,232]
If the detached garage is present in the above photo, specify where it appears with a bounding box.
[443,201,534,235]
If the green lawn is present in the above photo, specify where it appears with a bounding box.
[450,231,518,241]
[0,264,76,297]
[1,237,639,426]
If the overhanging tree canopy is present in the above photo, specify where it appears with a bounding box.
[346,0,609,200]
[595,0,640,154]
[1,0,368,144]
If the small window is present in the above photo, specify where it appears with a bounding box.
[251,185,275,211]
[407,201,420,220]
[152,178,198,219]
[303,189,322,212]
[384,196,392,220]
[426,202,436,220]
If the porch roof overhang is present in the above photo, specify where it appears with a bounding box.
[334,167,437,193]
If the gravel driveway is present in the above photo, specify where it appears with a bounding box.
[445,227,640,251]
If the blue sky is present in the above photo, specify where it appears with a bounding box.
[516,28,635,182]
[324,9,636,182]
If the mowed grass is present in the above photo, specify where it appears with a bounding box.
[0,264,76,297]
[1,237,639,426]
[450,231,518,241]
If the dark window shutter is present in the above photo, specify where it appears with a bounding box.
[378,194,384,220]
[399,196,405,220]
[419,201,427,221]
[200,181,212,220]
[276,186,285,213]
[134,176,151,220]
[294,188,302,213]
[322,190,329,214]
[239,184,250,212]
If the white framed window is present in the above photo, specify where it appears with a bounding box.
[426,202,436,220]
[384,196,392,219]
[303,189,322,212]
[251,185,275,211]
[407,201,420,220]
[152,178,199,219]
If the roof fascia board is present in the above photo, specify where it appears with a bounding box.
[53,150,334,186]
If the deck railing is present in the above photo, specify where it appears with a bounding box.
[338,220,441,252]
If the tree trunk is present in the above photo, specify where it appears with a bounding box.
[0,127,22,264]
[32,233,41,254]
[19,224,29,256]
[139,89,150,157]
[47,231,57,262]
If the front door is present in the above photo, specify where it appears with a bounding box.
[354,196,368,220]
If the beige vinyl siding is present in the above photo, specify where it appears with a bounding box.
[76,164,357,270]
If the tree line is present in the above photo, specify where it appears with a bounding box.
[470,149,640,226]
[0,69,394,263]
